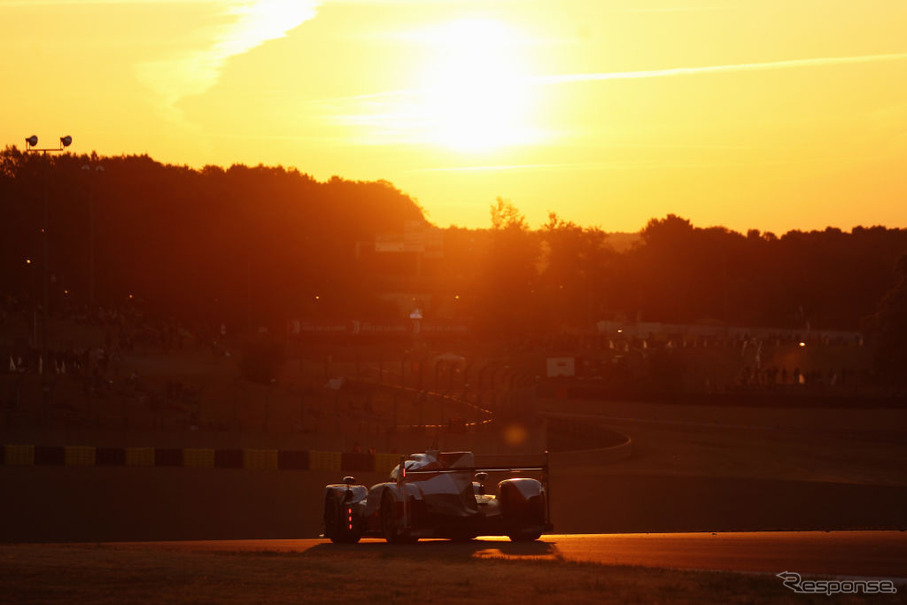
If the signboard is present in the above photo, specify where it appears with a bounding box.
[546,357,575,378]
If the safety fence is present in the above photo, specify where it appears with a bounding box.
[0,444,400,474]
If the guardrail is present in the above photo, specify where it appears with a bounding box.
[545,415,633,465]
[0,444,401,474]
[1,416,632,474]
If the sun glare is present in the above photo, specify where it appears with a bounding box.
[415,19,540,152]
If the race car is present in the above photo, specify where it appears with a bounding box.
[322,450,552,543]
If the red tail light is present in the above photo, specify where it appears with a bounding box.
[347,507,353,530]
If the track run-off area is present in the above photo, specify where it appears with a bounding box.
[109,530,906,580]
[5,531,905,603]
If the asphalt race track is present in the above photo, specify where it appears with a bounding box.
[111,530,907,581]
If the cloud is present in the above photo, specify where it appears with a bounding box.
[312,52,907,111]
[135,0,320,120]
[532,53,907,85]
[0,0,224,5]
[608,5,737,13]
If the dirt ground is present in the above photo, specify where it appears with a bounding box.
[0,541,883,605]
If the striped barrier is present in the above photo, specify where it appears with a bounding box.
[35,446,65,466]
[96,447,126,466]
[277,450,309,470]
[65,446,96,467]
[243,449,278,471]
[183,448,215,468]
[3,445,34,466]
[0,444,405,475]
[308,450,342,472]
[126,447,155,467]
[214,449,243,469]
[341,452,374,472]
[374,452,399,475]
[154,448,183,467]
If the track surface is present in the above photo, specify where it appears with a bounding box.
[112,531,907,580]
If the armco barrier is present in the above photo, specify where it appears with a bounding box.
[125,447,154,467]
[244,449,278,471]
[341,452,374,472]
[308,450,342,472]
[3,445,34,466]
[34,445,65,466]
[214,449,243,469]
[183,448,215,468]
[374,453,399,475]
[65,446,96,467]
[96,447,126,466]
[2,441,624,474]
[155,448,183,467]
[277,450,309,470]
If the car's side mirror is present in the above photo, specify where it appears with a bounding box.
[475,472,488,495]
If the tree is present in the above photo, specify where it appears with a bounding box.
[868,254,907,382]
[490,196,527,231]
[537,212,613,328]
[475,198,537,335]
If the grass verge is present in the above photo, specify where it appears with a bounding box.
[0,541,887,605]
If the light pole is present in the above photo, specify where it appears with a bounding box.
[81,162,104,310]
[25,134,73,414]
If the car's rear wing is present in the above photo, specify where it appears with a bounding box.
[396,451,551,530]
[399,465,549,474]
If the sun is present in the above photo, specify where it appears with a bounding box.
[415,19,541,152]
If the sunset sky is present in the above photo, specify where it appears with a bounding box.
[3,0,906,233]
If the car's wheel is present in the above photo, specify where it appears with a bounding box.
[449,534,476,543]
[508,529,542,542]
[381,490,399,542]
[381,490,415,544]
[325,497,360,544]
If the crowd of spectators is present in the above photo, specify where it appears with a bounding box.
[0,293,210,424]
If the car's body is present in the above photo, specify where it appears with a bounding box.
[322,450,552,543]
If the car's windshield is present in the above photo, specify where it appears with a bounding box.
[389,453,437,480]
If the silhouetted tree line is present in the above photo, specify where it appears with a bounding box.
[2,148,907,363]
[0,147,424,329]
[440,208,907,338]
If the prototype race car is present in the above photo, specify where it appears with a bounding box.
[322,450,552,543]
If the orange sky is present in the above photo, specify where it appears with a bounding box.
[3,0,906,233]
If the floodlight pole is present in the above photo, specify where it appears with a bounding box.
[81,163,104,310]
[25,135,73,416]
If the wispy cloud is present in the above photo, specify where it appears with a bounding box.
[312,52,907,112]
[311,52,907,147]
[408,150,865,175]
[410,162,579,174]
[135,0,320,120]
[608,5,736,13]
[0,0,224,5]
[532,53,907,85]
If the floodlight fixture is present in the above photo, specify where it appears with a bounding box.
[24,134,73,151]
[24,130,76,414]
